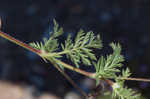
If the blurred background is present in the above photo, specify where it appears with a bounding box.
[0,0,150,99]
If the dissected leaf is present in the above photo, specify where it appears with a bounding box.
[29,19,63,55]
[112,82,141,99]
[62,29,102,68]
[94,43,124,81]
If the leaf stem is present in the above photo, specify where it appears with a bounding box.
[117,77,150,82]
[41,50,70,57]
[42,47,82,57]
[55,59,95,78]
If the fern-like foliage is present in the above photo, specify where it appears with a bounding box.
[28,19,142,99]
[94,43,124,81]
[29,20,102,68]
[112,83,141,99]
[112,68,141,99]
[29,19,63,58]
[94,43,141,98]
[61,29,102,68]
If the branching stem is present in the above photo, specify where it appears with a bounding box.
[0,31,94,78]
[1,30,150,95]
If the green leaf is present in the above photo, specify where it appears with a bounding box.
[112,68,140,99]
[61,29,102,68]
[29,41,44,50]
[30,21,102,68]
[29,19,63,56]
[122,68,132,78]
[112,82,141,99]
[94,43,124,81]
[53,19,64,38]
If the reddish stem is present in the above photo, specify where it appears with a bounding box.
[0,31,41,55]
